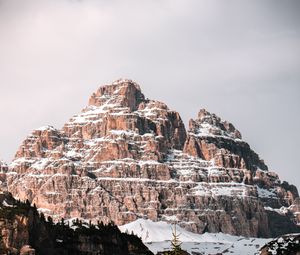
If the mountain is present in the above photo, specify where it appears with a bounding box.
[4,79,300,238]
[0,191,152,255]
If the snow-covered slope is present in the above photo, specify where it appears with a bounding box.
[119,219,272,255]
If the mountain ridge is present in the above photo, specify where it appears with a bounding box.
[1,79,299,238]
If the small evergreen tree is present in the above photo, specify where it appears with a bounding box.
[170,223,182,255]
[47,216,53,225]
[97,220,104,230]
[40,212,46,222]
[25,199,30,207]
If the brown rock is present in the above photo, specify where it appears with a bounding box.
[4,80,300,238]
[20,245,35,255]
[184,109,267,171]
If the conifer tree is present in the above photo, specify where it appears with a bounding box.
[40,212,46,222]
[47,216,53,225]
[170,223,182,254]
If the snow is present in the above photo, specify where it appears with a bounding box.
[192,182,251,197]
[190,121,243,142]
[138,160,161,166]
[0,160,8,167]
[112,78,137,86]
[256,186,277,198]
[65,150,82,158]
[5,171,17,176]
[2,200,14,207]
[52,173,68,177]
[45,191,61,195]
[264,206,290,216]
[136,107,169,123]
[109,130,138,136]
[31,158,49,170]
[37,208,52,214]
[10,157,35,167]
[97,176,176,183]
[84,137,115,146]
[162,215,178,222]
[35,125,57,131]
[119,219,271,255]
[68,102,120,125]
[119,218,216,243]
[27,173,51,178]
[208,167,224,177]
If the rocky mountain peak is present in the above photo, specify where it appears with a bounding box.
[184,109,266,170]
[88,79,145,111]
[4,79,300,238]
[189,109,242,140]
[14,125,63,159]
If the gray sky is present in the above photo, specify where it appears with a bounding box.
[0,0,299,188]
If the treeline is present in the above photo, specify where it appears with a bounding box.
[0,193,152,255]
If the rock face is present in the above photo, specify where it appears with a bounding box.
[0,191,152,255]
[259,234,300,255]
[5,79,300,238]
[0,161,7,191]
[184,109,267,171]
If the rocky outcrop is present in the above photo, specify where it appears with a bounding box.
[0,161,7,192]
[5,79,300,238]
[259,233,300,255]
[183,109,267,171]
[0,161,8,173]
[0,191,152,255]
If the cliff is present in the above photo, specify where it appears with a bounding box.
[5,79,300,238]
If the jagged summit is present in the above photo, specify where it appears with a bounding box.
[88,79,145,111]
[184,109,267,171]
[35,125,57,131]
[190,109,242,140]
[4,79,300,238]
[112,78,142,90]
[63,79,185,150]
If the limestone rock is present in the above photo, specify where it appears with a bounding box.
[4,79,300,238]
[184,109,267,171]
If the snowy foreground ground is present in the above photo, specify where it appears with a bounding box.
[119,219,272,255]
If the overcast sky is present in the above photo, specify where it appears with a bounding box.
[0,0,299,188]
